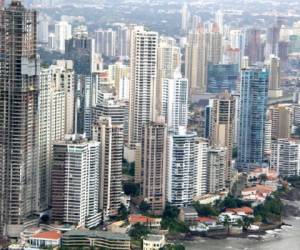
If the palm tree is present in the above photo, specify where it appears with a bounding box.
[222,215,231,235]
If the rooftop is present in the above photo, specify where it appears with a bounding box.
[31,231,62,240]
[144,234,165,242]
[63,229,130,241]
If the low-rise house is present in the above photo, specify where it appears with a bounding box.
[226,207,254,217]
[29,231,62,249]
[129,215,161,229]
[190,217,218,233]
[218,212,243,225]
[241,185,275,203]
[179,207,198,223]
[143,234,165,250]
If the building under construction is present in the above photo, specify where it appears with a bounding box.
[0,0,39,238]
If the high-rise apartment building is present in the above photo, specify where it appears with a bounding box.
[95,28,117,57]
[38,67,65,211]
[185,24,222,95]
[207,148,226,193]
[207,92,235,185]
[92,100,124,217]
[271,139,300,178]
[267,55,280,91]
[244,28,263,64]
[237,67,269,171]
[51,135,102,228]
[128,26,158,145]
[0,0,39,237]
[156,36,181,115]
[185,27,207,95]
[162,72,188,133]
[52,60,75,134]
[195,138,209,196]
[141,122,167,215]
[167,128,197,207]
[54,21,72,53]
[268,104,294,140]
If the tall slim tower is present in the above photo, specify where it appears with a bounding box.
[128,26,158,145]
[141,121,167,215]
[0,0,39,237]
[92,99,124,217]
[207,92,236,185]
[237,67,269,172]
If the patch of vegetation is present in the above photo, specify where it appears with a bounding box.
[161,244,185,250]
[161,204,189,234]
[129,223,150,240]
[122,159,135,176]
[193,202,219,217]
[123,181,140,197]
[254,196,283,224]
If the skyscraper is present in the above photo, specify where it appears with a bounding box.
[185,26,207,95]
[92,100,124,217]
[51,60,75,134]
[237,67,269,171]
[38,67,65,211]
[195,138,209,196]
[271,139,300,178]
[128,26,158,145]
[207,92,236,185]
[162,72,188,133]
[95,28,117,57]
[141,121,167,215]
[207,148,226,193]
[167,128,197,207]
[156,36,181,115]
[54,21,72,53]
[268,104,294,140]
[0,0,39,237]
[267,55,280,91]
[51,135,102,228]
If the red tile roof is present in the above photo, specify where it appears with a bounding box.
[226,207,254,215]
[195,217,216,223]
[32,231,62,240]
[129,214,159,224]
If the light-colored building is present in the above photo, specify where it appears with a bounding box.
[51,135,102,228]
[29,231,62,249]
[38,67,65,210]
[162,72,189,133]
[54,21,72,53]
[92,100,124,217]
[156,36,181,115]
[268,104,294,140]
[195,138,209,196]
[207,148,226,194]
[143,235,166,250]
[95,28,117,57]
[207,92,235,185]
[51,60,75,134]
[167,128,197,207]
[128,26,158,145]
[271,139,300,177]
[141,122,167,215]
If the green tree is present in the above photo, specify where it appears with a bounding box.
[139,201,151,214]
[222,215,230,235]
[123,182,140,197]
[193,202,218,217]
[259,174,268,184]
[118,203,129,220]
[129,223,150,240]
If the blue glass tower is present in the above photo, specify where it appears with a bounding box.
[237,67,269,172]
